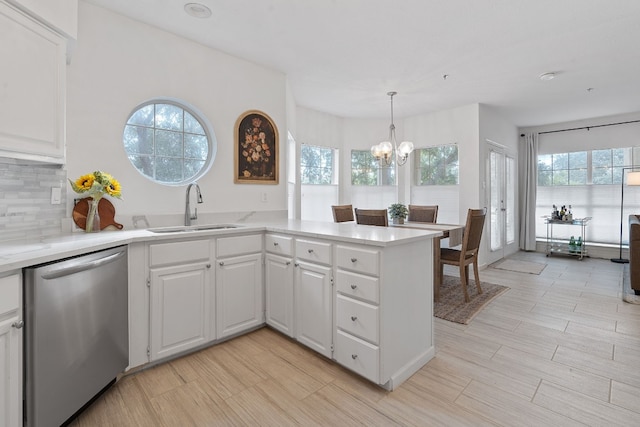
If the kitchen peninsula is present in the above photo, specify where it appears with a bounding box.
[2,219,439,425]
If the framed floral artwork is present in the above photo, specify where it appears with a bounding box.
[234,110,279,184]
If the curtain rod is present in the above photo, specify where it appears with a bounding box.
[520,119,640,137]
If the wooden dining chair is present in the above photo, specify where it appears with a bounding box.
[408,205,438,223]
[354,208,388,226]
[439,208,486,302]
[332,204,355,223]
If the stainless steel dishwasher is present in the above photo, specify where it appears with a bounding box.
[23,245,129,427]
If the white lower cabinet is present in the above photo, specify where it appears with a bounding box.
[265,253,294,337]
[216,252,263,338]
[148,239,213,361]
[216,234,264,339]
[295,259,333,358]
[150,261,212,360]
[0,273,22,427]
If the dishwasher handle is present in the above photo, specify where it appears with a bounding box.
[41,249,126,280]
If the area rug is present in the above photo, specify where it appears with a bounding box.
[492,259,546,275]
[434,275,510,324]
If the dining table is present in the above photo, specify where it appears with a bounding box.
[389,221,465,301]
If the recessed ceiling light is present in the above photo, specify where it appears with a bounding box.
[184,3,212,19]
[539,72,556,81]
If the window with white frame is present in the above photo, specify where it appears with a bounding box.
[300,144,337,184]
[123,99,215,185]
[351,150,395,186]
[536,147,640,245]
[414,145,459,185]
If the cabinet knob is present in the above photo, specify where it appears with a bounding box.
[273,242,279,246]
[286,261,291,266]
[294,262,299,267]
[350,316,357,321]
[351,257,357,263]
[350,284,357,290]
[12,320,24,329]
[351,354,358,360]
[308,249,314,253]
[206,263,211,269]
[219,261,224,266]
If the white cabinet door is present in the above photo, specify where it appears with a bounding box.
[0,2,66,162]
[149,262,212,361]
[216,253,263,339]
[295,260,332,358]
[265,253,294,337]
[0,273,22,427]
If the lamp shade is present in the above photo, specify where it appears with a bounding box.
[627,171,640,186]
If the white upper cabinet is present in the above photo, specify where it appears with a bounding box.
[0,1,73,163]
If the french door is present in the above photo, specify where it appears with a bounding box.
[486,141,517,264]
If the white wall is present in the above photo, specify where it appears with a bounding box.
[66,2,287,226]
[404,104,480,224]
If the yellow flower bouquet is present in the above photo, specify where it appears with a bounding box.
[69,171,122,232]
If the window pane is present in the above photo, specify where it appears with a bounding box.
[612,148,626,166]
[128,155,154,177]
[538,154,552,171]
[593,167,612,184]
[301,144,335,185]
[415,145,458,185]
[156,157,183,182]
[553,153,568,169]
[127,104,154,127]
[538,170,552,186]
[569,151,587,169]
[156,130,183,157]
[185,134,208,160]
[569,169,587,185]
[185,160,205,181]
[351,150,395,185]
[155,104,183,131]
[184,112,205,135]
[124,125,153,155]
[553,170,568,185]
[592,149,611,168]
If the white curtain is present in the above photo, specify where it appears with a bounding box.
[519,133,538,250]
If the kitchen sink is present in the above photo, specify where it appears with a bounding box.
[148,224,242,233]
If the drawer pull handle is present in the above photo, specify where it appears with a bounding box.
[308,249,314,253]
[12,320,24,329]
[219,261,224,266]
[351,316,357,321]
[351,257,357,263]
[350,284,357,290]
[273,242,279,246]
[351,354,358,360]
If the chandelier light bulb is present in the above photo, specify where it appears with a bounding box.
[379,141,393,156]
[398,141,414,156]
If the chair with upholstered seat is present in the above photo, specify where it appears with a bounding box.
[408,205,438,223]
[354,208,388,226]
[439,208,486,302]
[332,204,355,223]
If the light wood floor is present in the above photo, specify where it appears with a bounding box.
[70,252,640,426]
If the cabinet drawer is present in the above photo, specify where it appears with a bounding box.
[265,234,293,256]
[149,240,210,267]
[336,270,379,304]
[336,294,379,344]
[336,245,379,276]
[335,330,379,383]
[217,234,263,258]
[0,274,20,316]
[295,239,331,265]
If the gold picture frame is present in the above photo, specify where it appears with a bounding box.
[234,110,279,184]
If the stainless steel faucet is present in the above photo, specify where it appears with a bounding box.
[185,182,203,226]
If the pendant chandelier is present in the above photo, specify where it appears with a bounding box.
[370,91,414,166]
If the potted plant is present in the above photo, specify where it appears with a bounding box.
[388,203,408,224]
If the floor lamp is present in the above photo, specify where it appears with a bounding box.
[611,168,640,263]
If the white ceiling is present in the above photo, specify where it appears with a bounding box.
[84,0,640,126]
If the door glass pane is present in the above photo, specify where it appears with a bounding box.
[506,156,515,244]
[490,150,504,251]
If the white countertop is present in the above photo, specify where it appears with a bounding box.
[0,219,440,274]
